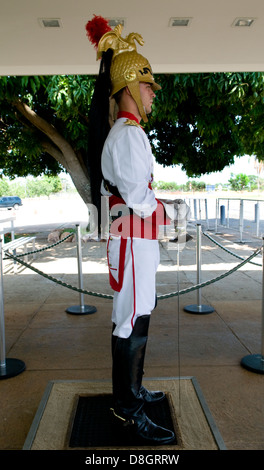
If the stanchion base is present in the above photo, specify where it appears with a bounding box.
[241,354,264,374]
[184,304,214,314]
[0,358,26,380]
[66,305,97,315]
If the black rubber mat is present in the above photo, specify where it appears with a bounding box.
[68,394,177,447]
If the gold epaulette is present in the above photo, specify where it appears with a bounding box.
[124,119,141,128]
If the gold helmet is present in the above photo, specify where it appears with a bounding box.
[97,24,161,123]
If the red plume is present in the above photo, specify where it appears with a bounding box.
[85,15,112,48]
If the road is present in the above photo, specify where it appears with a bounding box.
[0,194,89,235]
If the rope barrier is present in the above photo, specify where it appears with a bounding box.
[2,226,263,376]
[203,231,262,267]
[2,232,74,260]
[4,250,113,299]
[158,247,261,299]
[3,245,261,300]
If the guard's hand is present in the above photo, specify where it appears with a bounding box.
[159,198,191,225]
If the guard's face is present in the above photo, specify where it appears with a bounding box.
[139,82,156,115]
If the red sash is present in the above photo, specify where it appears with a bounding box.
[109,195,170,240]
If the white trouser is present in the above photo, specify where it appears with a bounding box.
[108,236,160,338]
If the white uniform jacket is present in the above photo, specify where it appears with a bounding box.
[101,111,170,337]
[101,112,171,240]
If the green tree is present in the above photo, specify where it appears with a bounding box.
[25,176,62,197]
[42,175,62,195]
[0,178,9,196]
[228,173,250,191]
[152,181,180,191]
[147,73,264,177]
[0,75,95,206]
[1,72,264,210]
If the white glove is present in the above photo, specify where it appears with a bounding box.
[159,199,191,226]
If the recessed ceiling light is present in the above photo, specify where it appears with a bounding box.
[38,18,62,28]
[107,18,125,27]
[232,17,255,27]
[169,17,192,27]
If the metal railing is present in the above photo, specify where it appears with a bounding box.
[186,196,264,242]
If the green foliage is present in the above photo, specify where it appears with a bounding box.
[45,75,95,151]
[0,75,95,179]
[0,75,59,177]
[152,181,180,191]
[147,72,264,176]
[25,175,62,197]
[0,175,62,197]
[1,72,264,184]
[152,180,206,191]
[0,177,9,195]
[227,173,263,191]
[228,173,249,191]
[186,180,206,191]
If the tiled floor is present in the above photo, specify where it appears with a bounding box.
[1,227,264,450]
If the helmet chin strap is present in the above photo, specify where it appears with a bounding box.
[127,81,148,123]
[139,105,148,123]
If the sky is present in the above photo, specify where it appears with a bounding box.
[153,155,260,185]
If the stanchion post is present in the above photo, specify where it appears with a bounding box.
[198,199,201,220]
[262,243,264,360]
[66,224,97,316]
[193,199,197,221]
[255,202,260,238]
[0,238,25,379]
[184,224,214,315]
[241,238,264,373]
[220,205,226,225]
[215,199,218,233]
[0,239,6,369]
[205,199,209,230]
[239,199,244,243]
[197,223,202,307]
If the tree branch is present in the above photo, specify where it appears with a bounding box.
[40,139,68,170]
[12,98,92,203]
[13,99,77,161]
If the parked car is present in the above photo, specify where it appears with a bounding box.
[0,196,22,209]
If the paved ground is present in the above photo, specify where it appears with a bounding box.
[0,200,264,452]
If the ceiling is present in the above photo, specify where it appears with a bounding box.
[1,0,264,76]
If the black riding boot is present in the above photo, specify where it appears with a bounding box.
[112,320,165,404]
[111,315,175,445]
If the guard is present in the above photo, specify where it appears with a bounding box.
[86,15,189,445]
